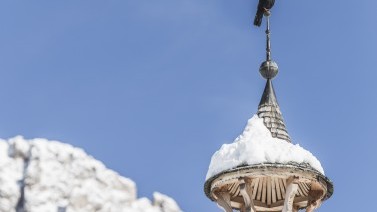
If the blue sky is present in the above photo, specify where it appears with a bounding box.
[0,0,376,211]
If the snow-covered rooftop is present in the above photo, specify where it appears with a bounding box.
[206,115,324,180]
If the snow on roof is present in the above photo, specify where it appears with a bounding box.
[206,115,324,180]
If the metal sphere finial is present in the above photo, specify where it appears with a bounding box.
[259,10,279,80]
[259,60,279,79]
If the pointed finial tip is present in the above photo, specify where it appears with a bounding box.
[259,60,278,79]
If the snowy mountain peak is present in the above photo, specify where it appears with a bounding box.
[0,136,182,212]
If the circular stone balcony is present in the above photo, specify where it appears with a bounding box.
[204,163,333,212]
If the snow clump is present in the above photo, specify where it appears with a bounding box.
[0,136,183,212]
[206,115,324,180]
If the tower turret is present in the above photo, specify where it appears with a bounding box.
[204,9,333,212]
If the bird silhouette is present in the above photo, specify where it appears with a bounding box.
[254,0,275,27]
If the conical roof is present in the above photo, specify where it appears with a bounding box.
[257,79,291,142]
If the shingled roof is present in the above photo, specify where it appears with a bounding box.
[257,79,291,143]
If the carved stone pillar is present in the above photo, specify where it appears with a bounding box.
[282,177,299,212]
[239,178,256,212]
[215,191,233,212]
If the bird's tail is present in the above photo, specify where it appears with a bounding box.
[253,10,263,27]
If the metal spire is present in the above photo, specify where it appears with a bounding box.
[259,12,278,80]
[266,12,271,61]
[257,12,291,143]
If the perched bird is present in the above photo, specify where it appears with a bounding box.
[254,0,275,27]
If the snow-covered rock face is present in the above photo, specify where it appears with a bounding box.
[0,136,182,212]
[206,115,324,180]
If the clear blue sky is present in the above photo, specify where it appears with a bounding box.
[0,1,376,211]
